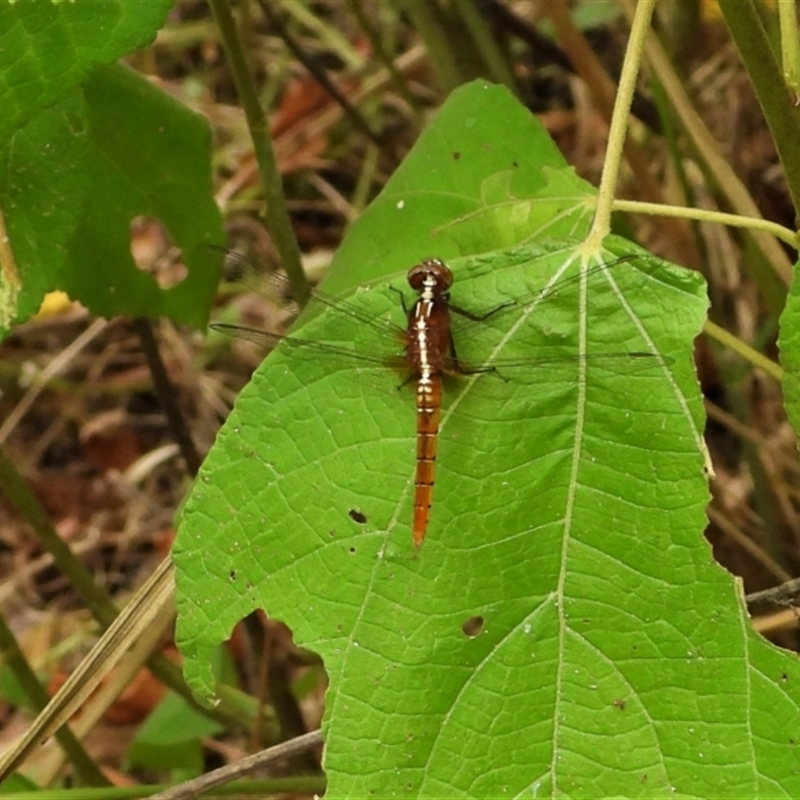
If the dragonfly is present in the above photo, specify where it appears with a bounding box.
[211,249,660,549]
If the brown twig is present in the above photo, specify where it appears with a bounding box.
[132,317,202,477]
[149,729,324,800]
[257,0,385,148]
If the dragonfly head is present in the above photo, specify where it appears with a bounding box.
[407,258,454,295]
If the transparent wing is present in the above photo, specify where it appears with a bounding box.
[210,248,664,375]
[209,245,406,340]
[210,322,396,367]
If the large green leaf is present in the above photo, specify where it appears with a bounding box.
[0,0,172,146]
[60,64,223,325]
[0,0,223,329]
[175,238,712,792]
[174,82,800,797]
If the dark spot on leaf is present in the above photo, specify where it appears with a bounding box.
[453,151,461,160]
[349,546,356,554]
[229,570,236,580]
[461,615,484,637]
[512,160,519,167]
[349,509,367,524]
[782,673,789,681]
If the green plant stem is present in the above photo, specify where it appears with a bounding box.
[0,445,117,624]
[635,9,794,311]
[587,0,656,248]
[0,615,108,787]
[704,319,782,382]
[719,0,800,219]
[778,0,800,97]
[545,0,697,265]
[352,141,379,214]
[452,0,517,94]
[280,0,363,70]
[612,200,798,248]
[347,0,423,121]
[402,0,461,93]
[208,0,308,302]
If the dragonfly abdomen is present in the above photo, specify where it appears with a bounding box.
[413,372,442,548]
[405,258,456,548]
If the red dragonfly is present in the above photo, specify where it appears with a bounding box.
[211,250,658,549]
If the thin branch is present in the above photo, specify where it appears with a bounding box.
[258,0,385,148]
[133,318,202,476]
[587,0,657,246]
[149,729,325,800]
[747,577,800,610]
[208,0,308,302]
[719,0,800,218]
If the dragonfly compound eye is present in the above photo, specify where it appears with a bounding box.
[407,258,454,292]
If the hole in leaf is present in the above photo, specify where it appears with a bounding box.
[461,615,484,637]
[129,216,186,289]
[349,509,367,524]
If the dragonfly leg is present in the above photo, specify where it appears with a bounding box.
[388,283,412,316]
[449,298,516,322]
[444,331,508,382]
